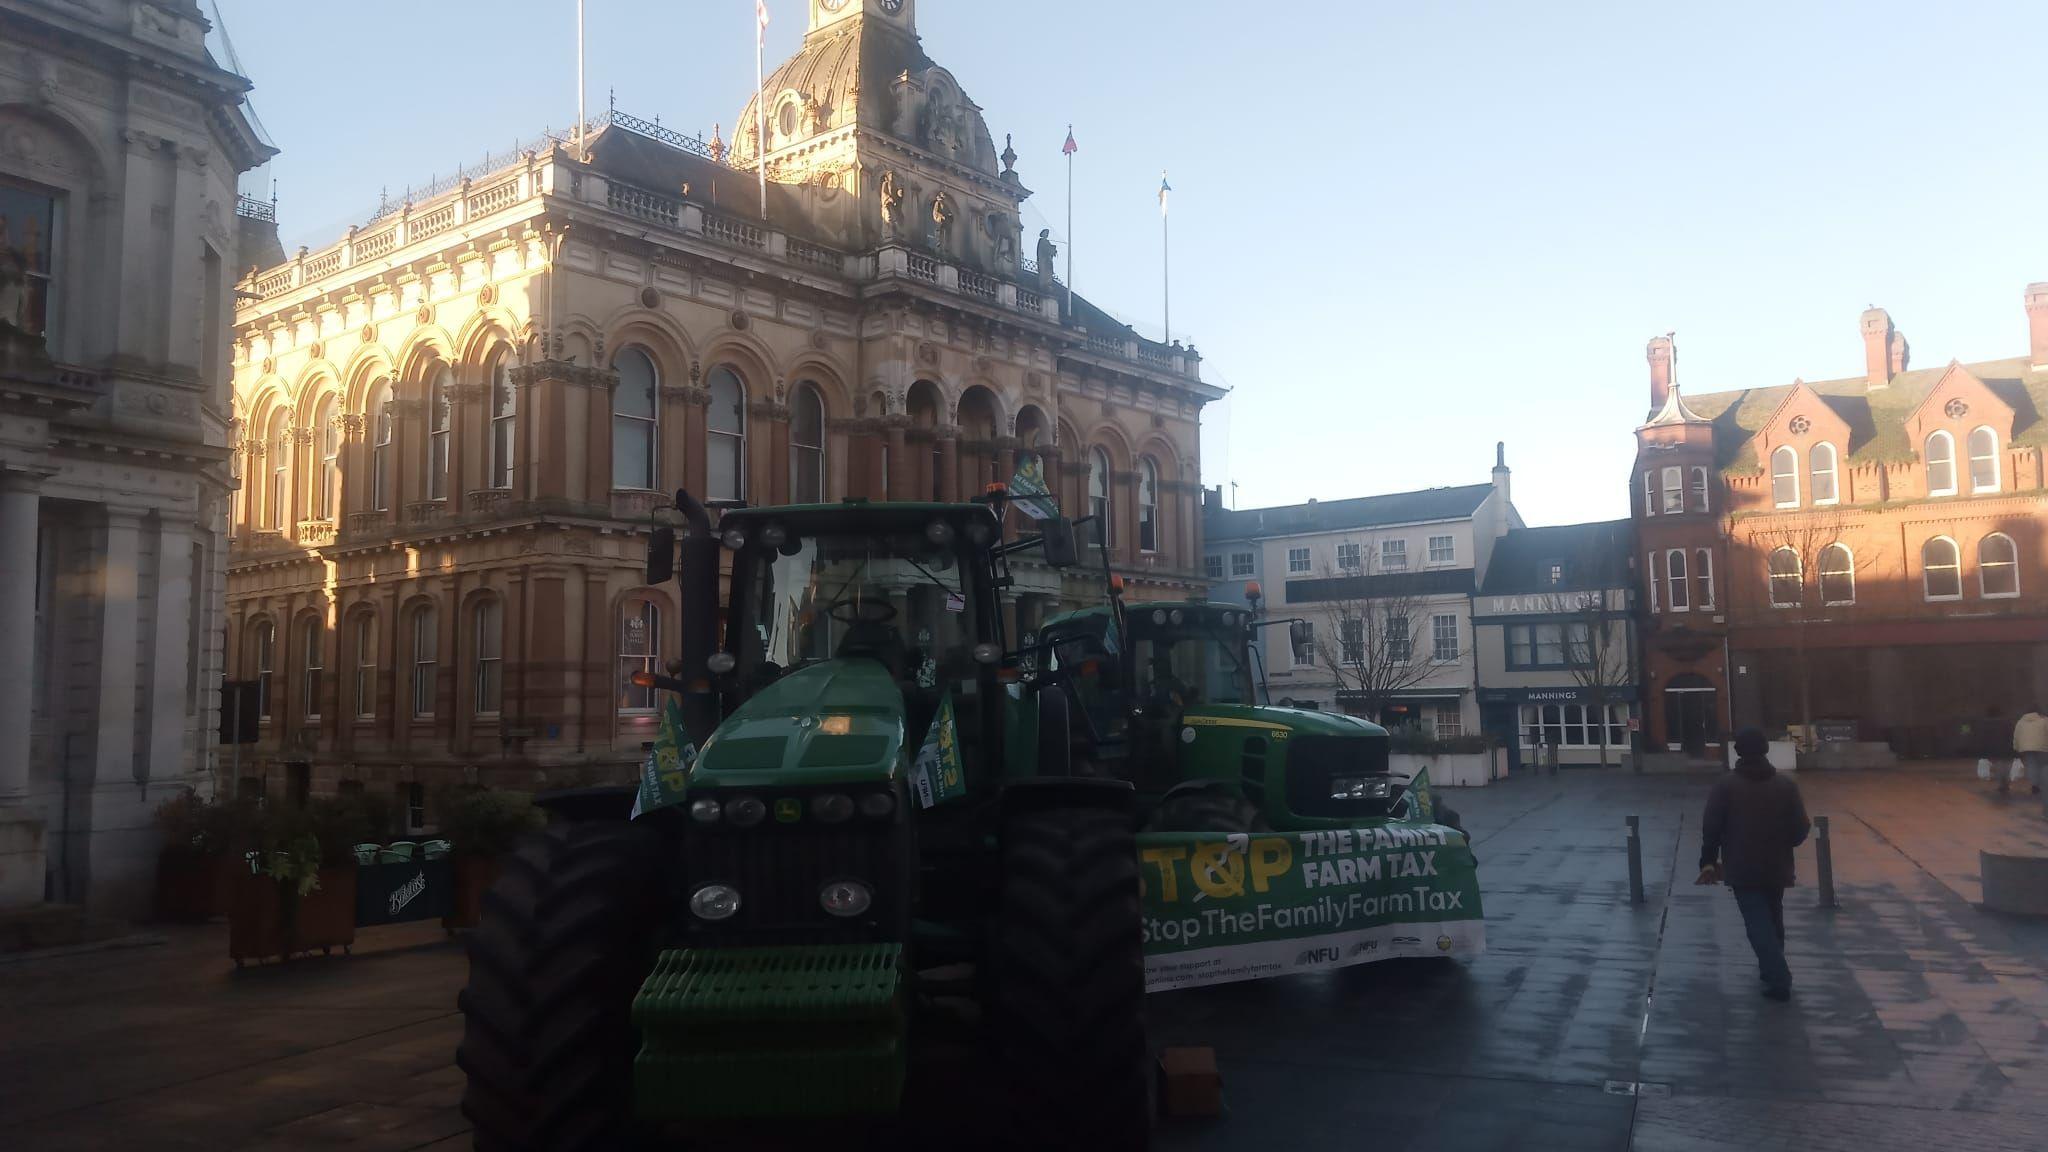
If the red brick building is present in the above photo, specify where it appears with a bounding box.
[1632,289,2048,760]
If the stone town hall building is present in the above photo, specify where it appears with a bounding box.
[224,0,1220,813]
[1632,291,2048,761]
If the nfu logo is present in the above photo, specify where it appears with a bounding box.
[1295,946,1342,966]
[1349,940,1380,957]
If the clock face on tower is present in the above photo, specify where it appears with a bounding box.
[820,0,849,10]
[880,0,904,13]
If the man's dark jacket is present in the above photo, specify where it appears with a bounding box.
[1700,755,1812,888]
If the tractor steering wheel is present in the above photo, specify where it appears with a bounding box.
[827,598,898,626]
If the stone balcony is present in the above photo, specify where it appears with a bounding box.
[609,490,667,521]
[296,519,337,547]
[465,490,512,517]
[405,500,448,526]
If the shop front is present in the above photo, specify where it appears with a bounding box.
[1480,686,1639,769]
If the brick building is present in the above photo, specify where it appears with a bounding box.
[1632,290,2048,761]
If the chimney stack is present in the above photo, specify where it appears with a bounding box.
[1646,334,1675,414]
[2027,283,2048,368]
[1861,307,1902,391]
[1491,442,1512,540]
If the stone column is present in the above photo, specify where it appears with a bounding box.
[96,508,144,787]
[145,518,194,784]
[886,419,910,501]
[0,472,43,805]
[937,433,959,504]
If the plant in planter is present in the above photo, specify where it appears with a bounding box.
[435,787,544,931]
[228,802,359,966]
[153,792,254,922]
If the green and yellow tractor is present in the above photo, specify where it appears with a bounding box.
[457,493,1151,1150]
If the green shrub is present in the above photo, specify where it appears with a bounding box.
[437,788,545,858]
[155,792,259,859]
[1388,732,1498,757]
[307,793,397,865]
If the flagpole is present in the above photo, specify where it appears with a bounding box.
[575,0,586,160]
[755,1,768,219]
[1066,124,1074,301]
[1162,170,1171,345]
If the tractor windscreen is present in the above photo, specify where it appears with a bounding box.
[734,526,979,689]
[1132,620,1255,708]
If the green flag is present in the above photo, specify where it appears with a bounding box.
[631,696,697,820]
[1406,766,1436,825]
[912,692,967,808]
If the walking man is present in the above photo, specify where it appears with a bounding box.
[1697,728,1811,1002]
[2015,705,2048,815]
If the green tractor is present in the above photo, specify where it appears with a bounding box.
[1035,597,1464,838]
[457,493,1151,1150]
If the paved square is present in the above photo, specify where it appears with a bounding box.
[4,765,2045,1150]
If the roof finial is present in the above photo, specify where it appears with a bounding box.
[1496,441,1506,469]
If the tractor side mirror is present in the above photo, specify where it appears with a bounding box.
[646,525,676,585]
[1289,620,1313,649]
[1041,517,1080,568]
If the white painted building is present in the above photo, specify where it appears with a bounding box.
[0,0,272,911]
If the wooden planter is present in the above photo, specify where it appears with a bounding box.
[444,854,501,933]
[228,866,359,966]
[154,851,238,923]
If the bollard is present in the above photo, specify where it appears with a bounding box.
[1815,815,1837,909]
[1626,815,1645,905]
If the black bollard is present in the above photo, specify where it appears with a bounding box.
[1815,816,1837,909]
[1627,815,1645,905]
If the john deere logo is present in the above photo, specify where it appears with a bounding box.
[775,798,802,823]
[1437,935,1454,953]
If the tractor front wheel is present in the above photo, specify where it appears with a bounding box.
[992,803,1152,1151]
[457,822,662,1152]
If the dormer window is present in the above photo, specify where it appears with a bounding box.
[1968,427,1999,493]
[1771,446,1800,508]
[1660,466,1684,514]
[1691,467,1709,513]
[1810,442,1838,505]
[1924,431,1956,496]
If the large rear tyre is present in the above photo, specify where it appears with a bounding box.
[1143,784,1270,835]
[457,822,662,1152]
[992,804,1152,1151]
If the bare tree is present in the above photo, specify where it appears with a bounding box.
[1541,589,1634,769]
[1311,541,1440,723]
[1735,508,1876,743]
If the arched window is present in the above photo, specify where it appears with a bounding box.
[314,396,340,520]
[300,614,324,721]
[1819,544,1856,606]
[1922,536,1961,601]
[410,605,438,719]
[1809,442,1838,505]
[1138,458,1159,553]
[489,357,516,490]
[351,612,377,719]
[230,419,246,528]
[619,599,661,714]
[612,347,659,491]
[1691,466,1709,513]
[1771,446,1799,508]
[1768,547,1802,608]
[1968,427,2000,493]
[266,410,290,529]
[1694,548,1715,610]
[1088,448,1112,548]
[1661,465,1684,514]
[368,380,393,512]
[1641,471,1655,516]
[428,365,452,501]
[1666,549,1689,611]
[790,383,825,503]
[1645,551,1659,612]
[707,366,747,502]
[253,619,276,718]
[1925,431,1956,496]
[472,598,503,715]
[1980,533,2019,598]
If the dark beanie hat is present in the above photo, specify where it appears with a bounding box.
[1733,728,1769,758]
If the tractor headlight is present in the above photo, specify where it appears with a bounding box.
[972,643,1001,665]
[761,524,789,548]
[690,883,742,921]
[859,791,896,819]
[707,653,738,675]
[721,528,747,550]
[1169,609,1185,625]
[926,520,955,545]
[1151,610,1166,625]
[689,798,722,824]
[819,880,873,918]
[725,795,768,827]
[811,793,855,824]
[964,520,993,545]
[1331,776,1396,801]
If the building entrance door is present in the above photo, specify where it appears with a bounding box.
[1663,676,1717,755]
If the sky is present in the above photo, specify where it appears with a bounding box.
[210,0,2048,527]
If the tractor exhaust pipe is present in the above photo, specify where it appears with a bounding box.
[673,489,722,748]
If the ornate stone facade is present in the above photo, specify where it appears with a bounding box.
[223,0,1221,810]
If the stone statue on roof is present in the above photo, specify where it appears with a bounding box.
[929,191,954,253]
[879,171,906,237]
[1036,229,1057,290]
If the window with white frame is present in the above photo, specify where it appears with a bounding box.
[1336,542,1361,571]
[1642,470,1656,516]
[473,598,503,715]
[1968,427,2000,493]
[1810,442,1838,505]
[1922,536,1961,600]
[612,346,659,491]
[1138,458,1159,553]
[1666,549,1689,611]
[1661,465,1685,514]
[1768,547,1802,607]
[401,782,426,834]
[1532,624,1565,666]
[411,606,437,719]
[0,179,59,344]
[707,366,747,503]
[790,383,826,504]
[1431,704,1464,738]
[1287,547,1311,574]
[1428,535,1455,564]
[490,358,517,490]
[300,615,324,720]
[1385,614,1411,662]
[1925,431,1956,496]
[1691,466,1709,513]
[1566,621,1593,665]
[1204,554,1224,580]
[1087,448,1111,548]
[1645,551,1659,612]
[369,381,393,512]
[1381,539,1407,570]
[352,614,376,719]
[315,395,340,520]
[1819,543,1855,606]
[266,410,290,529]
[1230,551,1255,578]
[254,619,276,719]
[1521,703,1630,752]
[1695,548,1715,609]
[428,365,452,501]
[1431,614,1459,661]
[1771,445,1799,508]
[619,599,661,713]
[1980,533,2019,598]
[1340,618,1365,665]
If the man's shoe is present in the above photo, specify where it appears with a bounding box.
[1762,986,1791,1002]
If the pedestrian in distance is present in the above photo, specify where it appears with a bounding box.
[1697,727,1811,1003]
[2015,705,2048,816]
